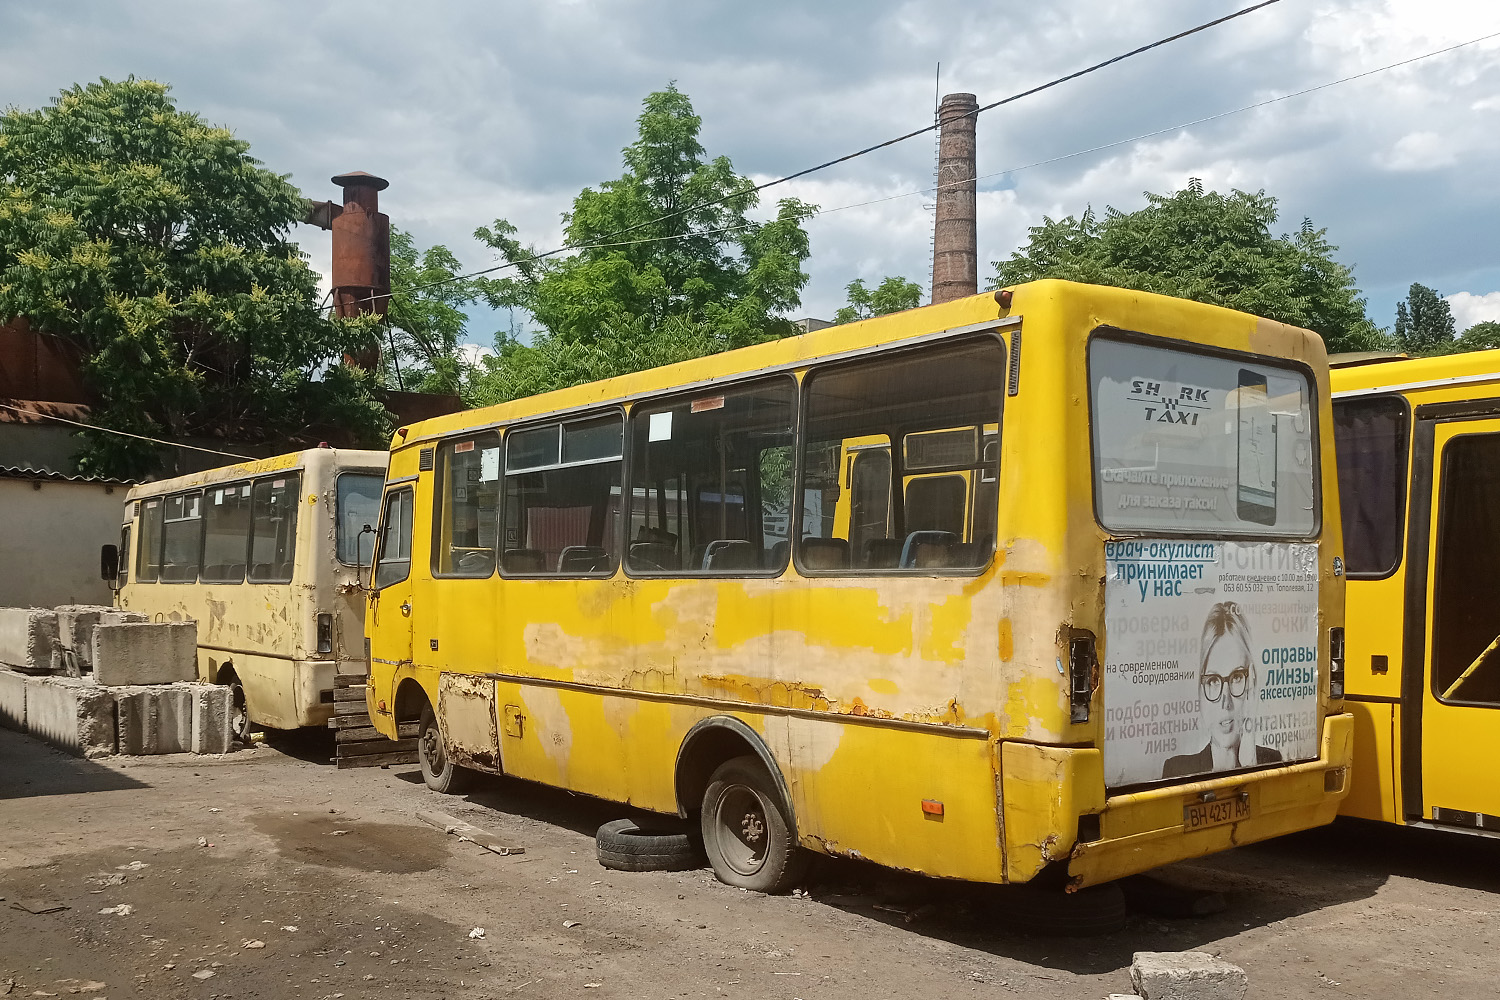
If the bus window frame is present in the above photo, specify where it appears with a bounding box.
[135,498,163,583]
[160,489,205,585]
[373,485,416,591]
[1085,325,1324,541]
[247,473,302,585]
[431,432,502,580]
[622,376,797,580]
[792,333,1006,578]
[499,407,626,580]
[199,479,253,585]
[1332,393,1410,581]
[334,469,391,569]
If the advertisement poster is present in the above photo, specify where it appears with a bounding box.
[1103,539,1321,787]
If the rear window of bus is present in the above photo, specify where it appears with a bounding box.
[1089,333,1318,537]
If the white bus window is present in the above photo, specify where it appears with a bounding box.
[1089,335,1317,536]
[161,492,203,583]
[249,475,300,583]
[373,488,414,590]
[337,474,385,568]
[136,499,164,583]
[627,379,795,575]
[202,483,252,584]
[502,415,622,576]
[799,337,1004,572]
[434,434,500,577]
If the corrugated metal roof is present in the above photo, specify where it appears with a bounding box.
[0,465,135,486]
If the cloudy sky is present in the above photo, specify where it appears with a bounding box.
[2,0,1497,347]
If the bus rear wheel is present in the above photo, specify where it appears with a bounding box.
[221,676,252,744]
[700,755,807,894]
[418,705,472,794]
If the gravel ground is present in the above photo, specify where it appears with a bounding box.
[1,725,1496,999]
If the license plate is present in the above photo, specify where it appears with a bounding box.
[1183,792,1251,831]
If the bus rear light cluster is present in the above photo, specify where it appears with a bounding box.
[317,613,333,655]
[1329,627,1345,700]
[1069,636,1096,724]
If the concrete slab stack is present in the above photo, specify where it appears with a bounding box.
[0,603,225,757]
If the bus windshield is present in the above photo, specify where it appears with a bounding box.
[337,474,385,567]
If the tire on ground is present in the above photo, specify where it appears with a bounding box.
[418,704,473,794]
[700,754,808,894]
[595,818,702,872]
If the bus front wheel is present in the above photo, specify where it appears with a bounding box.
[700,755,807,893]
[418,705,472,794]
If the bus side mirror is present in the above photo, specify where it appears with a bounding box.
[357,524,376,593]
[100,544,120,587]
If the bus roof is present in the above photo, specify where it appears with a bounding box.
[391,279,1324,451]
[124,447,388,502]
[1331,348,1500,400]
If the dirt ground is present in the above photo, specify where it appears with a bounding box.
[1,728,1497,1000]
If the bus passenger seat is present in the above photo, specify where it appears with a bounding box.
[900,530,958,569]
[862,538,902,568]
[558,546,610,573]
[768,539,790,569]
[702,539,758,571]
[800,537,850,570]
[501,548,548,574]
[628,541,679,571]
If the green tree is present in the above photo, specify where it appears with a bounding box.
[1393,282,1456,355]
[1454,320,1500,353]
[990,179,1382,352]
[0,77,386,478]
[378,227,492,395]
[467,84,815,405]
[833,275,923,324]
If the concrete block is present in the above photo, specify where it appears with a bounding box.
[1131,952,1248,1000]
[101,610,149,625]
[0,667,27,730]
[116,686,194,755]
[92,620,196,686]
[191,684,233,755]
[54,605,117,674]
[25,676,116,756]
[0,608,60,674]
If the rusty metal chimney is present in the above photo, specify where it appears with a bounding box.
[931,94,978,304]
[330,170,391,320]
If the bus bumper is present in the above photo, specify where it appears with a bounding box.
[292,658,337,727]
[1067,712,1354,888]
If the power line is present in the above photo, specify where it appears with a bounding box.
[334,1,1283,310]
[806,28,1500,222]
[0,402,255,461]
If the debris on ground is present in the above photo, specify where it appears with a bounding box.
[114,862,147,872]
[98,904,133,916]
[468,927,486,939]
[563,920,581,928]
[241,939,265,949]
[191,969,215,981]
[10,900,68,914]
[417,809,525,856]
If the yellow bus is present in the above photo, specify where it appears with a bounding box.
[365,279,1352,893]
[106,446,387,737]
[1334,349,1500,833]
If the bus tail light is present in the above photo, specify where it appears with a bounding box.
[1069,635,1096,723]
[317,613,333,655]
[1329,627,1345,700]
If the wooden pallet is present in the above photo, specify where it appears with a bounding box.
[331,673,419,769]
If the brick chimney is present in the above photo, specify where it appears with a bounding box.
[931,94,978,304]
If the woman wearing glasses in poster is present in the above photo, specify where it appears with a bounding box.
[1161,601,1283,779]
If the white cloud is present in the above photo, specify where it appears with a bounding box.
[1448,291,1500,330]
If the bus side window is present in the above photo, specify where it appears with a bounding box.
[434,433,501,578]
[117,524,131,588]
[798,336,1005,573]
[501,415,622,576]
[202,482,253,584]
[373,488,414,589]
[249,474,300,584]
[627,378,796,575]
[136,499,163,583]
[161,492,203,583]
[1332,396,1408,577]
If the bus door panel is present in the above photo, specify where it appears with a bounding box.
[1420,420,1500,826]
[368,487,416,671]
